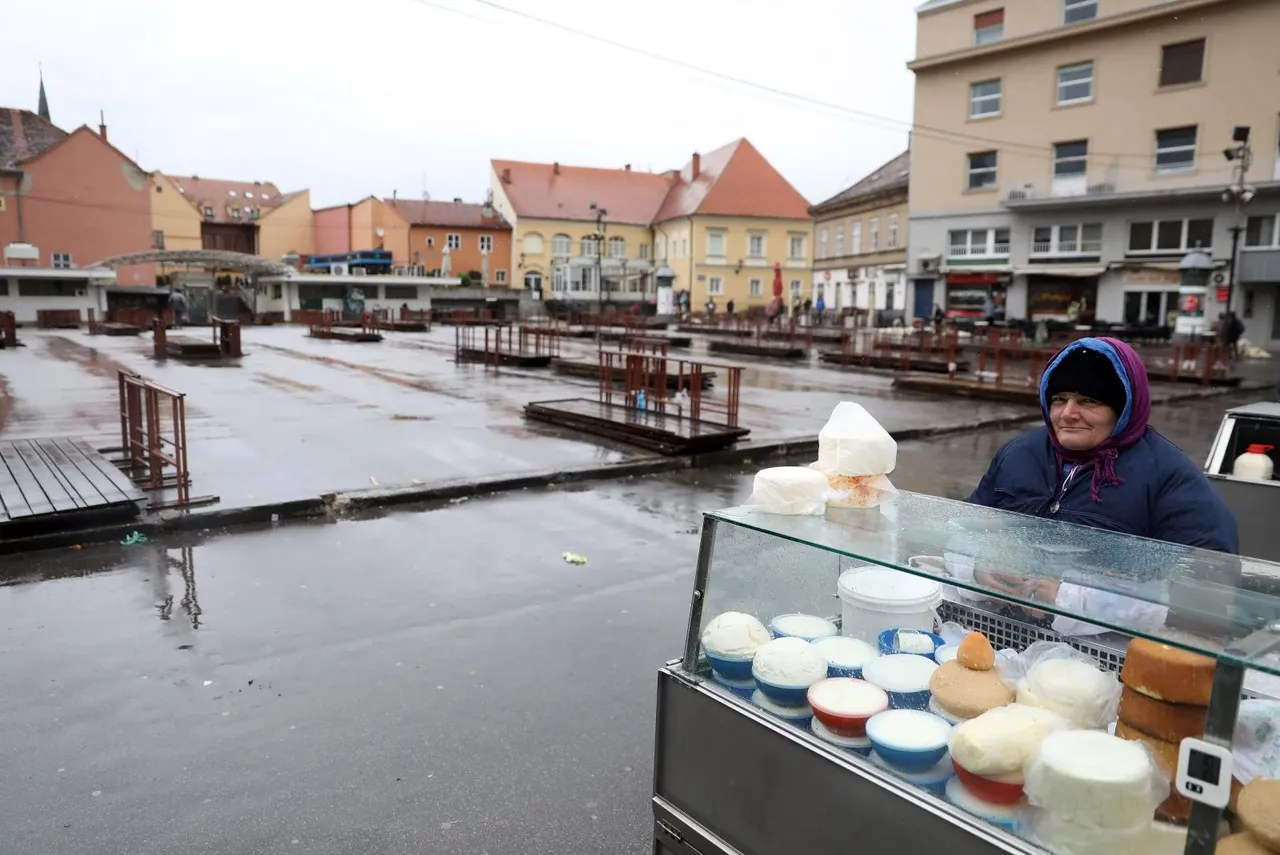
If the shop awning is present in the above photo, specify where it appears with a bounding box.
[1017,266,1106,277]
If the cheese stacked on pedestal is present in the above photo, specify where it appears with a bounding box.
[1115,638,1215,824]
[929,632,1015,721]
[811,402,897,509]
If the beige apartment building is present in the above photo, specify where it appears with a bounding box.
[906,0,1280,343]
[810,151,910,319]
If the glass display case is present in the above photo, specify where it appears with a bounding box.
[652,492,1280,855]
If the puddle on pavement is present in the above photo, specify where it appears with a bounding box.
[0,376,10,431]
[40,335,135,379]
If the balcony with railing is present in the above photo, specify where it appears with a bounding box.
[1002,159,1242,209]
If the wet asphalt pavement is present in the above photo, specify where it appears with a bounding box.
[0,321,1271,855]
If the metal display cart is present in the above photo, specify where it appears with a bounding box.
[1205,402,1280,563]
[652,493,1280,855]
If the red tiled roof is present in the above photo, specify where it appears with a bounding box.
[653,139,811,223]
[163,174,289,224]
[493,138,810,228]
[387,199,509,230]
[491,159,674,226]
[810,150,910,215]
[0,108,68,170]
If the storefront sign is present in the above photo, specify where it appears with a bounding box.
[1215,286,1230,303]
[1121,269,1180,286]
[946,272,1008,286]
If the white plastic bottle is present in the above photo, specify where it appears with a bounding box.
[1232,444,1275,481]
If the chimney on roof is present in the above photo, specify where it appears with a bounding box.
[625,164,631,171]
[453,197,462,203]
[392,189,398,200]
[98,110,107,141]
[501,167,511,184]
[483,190,494,219]
[553,162,560,175]
[691,153,701,180]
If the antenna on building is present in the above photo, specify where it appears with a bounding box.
[422,171,430,202]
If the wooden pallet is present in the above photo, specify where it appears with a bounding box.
[165,335,225,359]
[525,398,749,454]
[0,437,144,535]
[456,348,553,368]
[553,360,715,388]
[820,351,969,374]
[707,340,807,359]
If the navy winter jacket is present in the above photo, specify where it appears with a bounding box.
[967,426,1239,554]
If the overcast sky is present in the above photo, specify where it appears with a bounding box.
[4,0,918,209]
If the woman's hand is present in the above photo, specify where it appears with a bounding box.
[973,566,1062,619]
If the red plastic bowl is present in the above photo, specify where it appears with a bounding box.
[807,678,889,738]
[952,760,1025,805]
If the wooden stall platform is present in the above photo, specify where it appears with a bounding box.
[525,398,749,455]
[383,320,431,332]
[554,359,715,388]
[708,340,807,359]
[310,327,383,342]
[769,327,842,343]
[164,335,225,359]
[0,437,145,537]
[675,324,752,338]
[893,375,1040,405]
[597,330,692,348]
[98,323,145,336]
[456,348,553,368]
[820,351,969,374]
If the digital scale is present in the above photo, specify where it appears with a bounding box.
[1176,737,1235,810]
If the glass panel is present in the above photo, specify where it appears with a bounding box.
[1128,221,1154,252]
[706,493,1280,675]
[1123,291,1143,325]
[1156,221,1183,250]
[1246,216,1277,247]
[1186,219,1214,249]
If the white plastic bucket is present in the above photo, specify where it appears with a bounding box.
[837,567,942,645]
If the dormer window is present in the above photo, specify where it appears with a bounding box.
[203,206,214,219]
[230,207,242,221]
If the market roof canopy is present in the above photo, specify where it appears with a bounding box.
[91,249,293,276]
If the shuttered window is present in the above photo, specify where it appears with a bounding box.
[974,8,1004,44]
[1159,39,1205,87]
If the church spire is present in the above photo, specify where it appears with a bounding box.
[37,68,50,122]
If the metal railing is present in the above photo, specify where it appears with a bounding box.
[597,351,743,428]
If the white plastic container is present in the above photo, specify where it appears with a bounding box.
[837,567,943,645]
[1232,444,1275,481]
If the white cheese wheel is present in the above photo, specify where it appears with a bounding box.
[1017,657,1118,730]
[748,466,830,515]
[752,637,828,688]
[811,636,879,671]
[862,653,938,694]
[701,612,771,658]
[1026,730,1158,831]
[949,703,1069,778]
[816,402,897,477]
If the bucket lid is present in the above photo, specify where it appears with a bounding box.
[1245,444,1274,454]
[838,567,942,609]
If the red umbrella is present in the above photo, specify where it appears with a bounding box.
[772,261,783,297]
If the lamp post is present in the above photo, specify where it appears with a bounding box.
[590,202,608,315]
[1221,126,1254,315]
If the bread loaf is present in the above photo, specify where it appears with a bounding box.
[1121,638,1216,705]
[1118,685,1208,742]
[1237,780,1280,853]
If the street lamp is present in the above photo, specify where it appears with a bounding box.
[1221,126,1254,314]
[590,202,608,315]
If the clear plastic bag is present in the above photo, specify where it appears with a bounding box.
[948,703,1073,779]
[1000,641,1121,731]
[815,401,897,477]
[743,466,829,516]
[1023,730,1169,855]
[812,469,898,509]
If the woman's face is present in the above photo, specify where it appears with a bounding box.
[1049,392,1118,451]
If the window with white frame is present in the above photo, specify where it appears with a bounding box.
[967,151,998,189]
[1127,218,1214,254]
[1056,61,1094,104]
[788,235,805,258]
[888,214,899,249]
[553,266,567,292]
[1245,215,1280,248]
[1031,223,1103,255]
[948,228,1011,257]
[639,243,650,259]
[681,236,687,256]
[707,231,726,258]
[869,219,880,251]
[1053,140,1089,177]
[551,233,572,256]
[1063,0,1096,24]
[446,233,462,250]
[523,232,544,254]
[974,8,1003,44]
[495,270,507,283]
[51,252,73,268]
[748,278,763,297]
[569,266,597,292]
[708,277,723,296]
[580,236,599,257]
[1155,126,1197,171]
[834,227,844,257]
[819,228,829,258]
[852,222,862,254]
[607,236,627,258]
[969,80,1002,118]
[478,234,493,253]
[748,234,765,257]
[789,279,802,297]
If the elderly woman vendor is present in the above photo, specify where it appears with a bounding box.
[962,337,1238,632]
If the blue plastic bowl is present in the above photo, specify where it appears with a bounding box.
[877,629,945,658]
[811,636,879,680]
[864,709,952,773]
[754,676,814,707]
[751,690,813,725]
[887,688,932,711]
[861,654,938,712]
[712,673,757,699]
[704,649,755,682]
